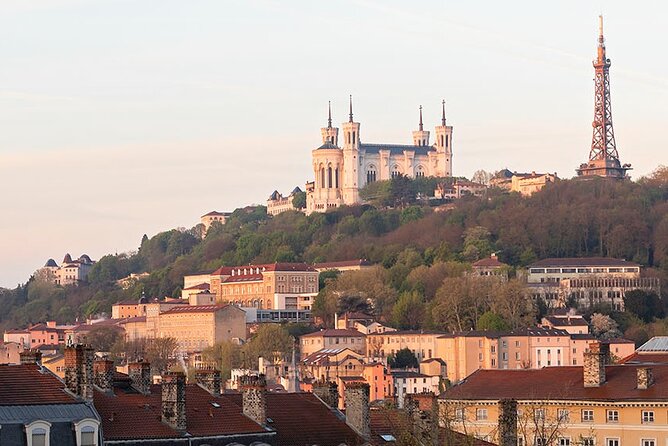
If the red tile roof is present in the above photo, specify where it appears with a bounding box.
[183,283,210,290]
[160,304,230,314]
[223,274,264,283]
[211,263,317,276]
[472,256,506,268]
[0,364,79,405]
[621,352,668,364]
[442,365,668,402]
[528,257,639,268]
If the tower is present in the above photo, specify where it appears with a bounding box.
[342,95,361,204]
[320,101,339,146]
[576,16,631,179]
[412,105,430,146]
[434,100,453,177]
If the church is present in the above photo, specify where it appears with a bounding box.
[306,97,453,214]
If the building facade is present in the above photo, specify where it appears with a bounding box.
[307,99,453,213]
[300,329,367,358]
[267,187,303,216]
[37,254,95,286]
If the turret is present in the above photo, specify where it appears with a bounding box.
[341,95,361,205]
[412,105,430,146]
[320,101,339,146]
[434,100,453,177]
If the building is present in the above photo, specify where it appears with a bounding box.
[307,99,453,214]
[362,362,394,403]
[3,328,30,348]
[111,299,143,319]
[313,259,373,272]
[0,351,102,446]
[366,330,444,363]
[36,253,95,286]
[391,370,441,408]
[441,342,668,446]
[27,321,72,347]
[526,257,661,310]
[242,307,312,324]
[208,263,319,310]
[577,16,631,179]
[471,253,508,279]
[300,329,366,358]
[0,341,25,365]
[200,210,231,233]
[301,348,365,384]
[490,171,558,196]
[434,179,487,200]
[158,304,246,353]
[267,187,303,216]
[541,309,589,335]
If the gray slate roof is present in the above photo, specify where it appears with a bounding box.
[361,143,434,156]
[0,403,98,424]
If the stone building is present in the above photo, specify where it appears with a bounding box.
[266,187,303,216]
[526,257,661,310]
[36,253,95,286]
[300,329,366,358]
[491,171,558,196]
[307,99,453,213]
[200,210,231,233]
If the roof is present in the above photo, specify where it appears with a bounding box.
[314,259,372,269]
[161,304,234,315]
[301,329,365,338]
[201,210,231,217]
[472,256,506,268]
[0,364,79,405]
[44,258,58,267]
[302,348,363,366]
[528,257,639,268]
[223,274,264,283]
[369,330,447,337]
[441,365,668,402]
[638,336,668,352]
[211,262,317,276]
[361,143,434,157]
[421,358,446,365]
[316,142,340,150]
[95,384,266,441]
[543,315,588,327]
[621,353,668,365]
[183,283,210,290]
[390,370,433,379]
[0,403,98,424]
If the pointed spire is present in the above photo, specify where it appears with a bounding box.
[327,101,332,128]
[418,105,423,131]
[599,14,604,39]
[348,95,353,123]
[441,100,446,126]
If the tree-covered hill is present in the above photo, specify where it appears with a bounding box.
[1,167,667,333]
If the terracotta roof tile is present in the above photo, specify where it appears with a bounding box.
[0,364,79,405]
[528,257,638,268]
[301,329,365,338]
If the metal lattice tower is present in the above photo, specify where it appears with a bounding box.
[576,16,631,179]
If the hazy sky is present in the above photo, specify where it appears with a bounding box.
[1,0,667,287]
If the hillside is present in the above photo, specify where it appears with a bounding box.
[1,169,667,339]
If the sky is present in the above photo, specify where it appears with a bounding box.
[1,0,667,287]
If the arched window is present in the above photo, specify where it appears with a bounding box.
[445,134,449,147]
[366,165,377,184]
[416,165,425,178]
[320,167,325,188]
[328,166,333,188]
[335,168,339,188]
[391,165,401,179]
[26,420,52,446]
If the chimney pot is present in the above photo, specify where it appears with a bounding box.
[128,361,152,395]
[64,344,94,401]
[240,374,267,426]
[637,367,655,390]
[161,372,187,431]
[93,359,115,393]
[195,369,222,397]
[344,382,370,440]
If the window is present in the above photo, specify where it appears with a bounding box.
[455,408,466,421]
[534,438,547,446]
[534,408,545,421]
[606,410,618,423]
[559,438,571,446]
[557,409,569,422]
[26,420,51,446]
[581,410,594,422]
[582,438,594,446]
[642,410,654,423]
[605,439,619,446]
[476,408,488,420]
[642,440,655,446]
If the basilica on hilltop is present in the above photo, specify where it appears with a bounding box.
[306,97,453,214]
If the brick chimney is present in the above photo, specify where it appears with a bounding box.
[405,394,438,446]
[583,342,606,388]
[344,382,370,440]
[637,367,655,390]
[312,380,339,409]
[497,399,518,446]
[93,359,115,393]
[195,369,222,397]
[128,361,151,395]
[162,372,187,432]
[239,374,267,426]
[64,344,94,401]
[19,349,42,365]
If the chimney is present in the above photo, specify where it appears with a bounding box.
[19,349,42,365]
[64,344,94,401]
[128,361,152,395]
[583,342,606,387]
[93,359,115,393]
[195,369,222,397]
[498,399,518,446]
[312,380,339,409]
[637,367,655,390]
[162,372,187,432]
[239,374,267,426]
[404,394,438,446]
[344,382,370,440]
[46,321,57,328]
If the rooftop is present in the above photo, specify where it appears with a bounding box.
[0,364,79,405]
[301,329,365,338]
[161,304,234,315]
[528,257,639,268]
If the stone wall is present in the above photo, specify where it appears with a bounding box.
[637,367,655,389]
[162,372,186,431]
[128,361,152,395]
[64,344,94,401]
[93,359,114,392]
[312,380,339,408]
[344,382,370,439]
[240,374,267,425]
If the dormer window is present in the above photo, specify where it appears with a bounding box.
[74,419,100,446]
[26,420,51,446]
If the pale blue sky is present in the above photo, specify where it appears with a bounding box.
[1,0,666,287]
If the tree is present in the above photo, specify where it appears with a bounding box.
[203,341,242,380]
[85,325,123,352]
[392,292,426,330]
[388,347,418,369]
[476,311,510,331]
[462,226,494,261]
[624,290,664,323]
[471,170,493,186]
[590,313,622,339]
[242,324,294,367]
[292,191,307,209]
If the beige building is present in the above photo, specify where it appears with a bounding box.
[435,179,487,200]
[313,259,373,273]
[307,100,453,214]
[200,211,231,232]
[37,253,95,286]
[0,341,25,365]
[208,263,319,310]
[441,342,668,446]
[471,253,508,279]
[300,329,366,358]
[491,170,558,196]
[301,347,365,383]
[267,187,303,216]
[158,304,246,352]
[527,257,661,310]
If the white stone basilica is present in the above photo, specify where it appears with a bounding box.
[306,98,453,214]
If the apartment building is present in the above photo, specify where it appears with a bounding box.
[300,329,366,357]
[441,342,668,446]
[301,348,365,383]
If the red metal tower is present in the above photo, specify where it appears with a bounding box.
[576,16,631,179]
